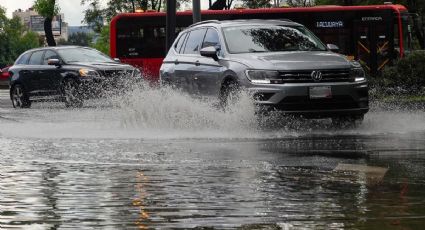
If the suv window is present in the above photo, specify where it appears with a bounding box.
[174,32,188,54]
[183,28,207,55]
[16,52,31,65]
[28,51,44,65]
[202,28,220,49]
[43,50,60,65]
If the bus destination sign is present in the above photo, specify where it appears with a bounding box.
[316,21,344,28]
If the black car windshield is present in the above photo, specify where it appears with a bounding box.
[57,48,114,63]
[223,25,327,53]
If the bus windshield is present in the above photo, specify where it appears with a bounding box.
[223,25,327,54]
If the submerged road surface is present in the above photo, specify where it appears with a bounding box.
[1,88,425,229]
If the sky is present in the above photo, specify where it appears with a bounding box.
[1,0,211,26]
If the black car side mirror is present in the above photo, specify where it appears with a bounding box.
[200,46,219,61]
[48,59,61,67]
[327,44,340,52]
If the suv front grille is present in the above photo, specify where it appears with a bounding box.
[279,69,352,83]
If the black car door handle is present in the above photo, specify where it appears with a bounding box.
[174,59,179,65]
[195,60,200,66]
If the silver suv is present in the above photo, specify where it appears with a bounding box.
[160,20,368,124]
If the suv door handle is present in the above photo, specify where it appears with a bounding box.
[174,59,179,65]
[195,60,200,66]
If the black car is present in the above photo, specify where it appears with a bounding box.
[9,46,142,108]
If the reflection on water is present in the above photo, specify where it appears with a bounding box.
[1,136,425,229]
[1,86,425,228]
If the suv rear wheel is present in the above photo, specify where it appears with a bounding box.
[11,84,31,108]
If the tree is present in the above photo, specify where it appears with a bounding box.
[33,0,59,46]
[58,32,93,46]
[91,25,110,55]
[209,0,234,10]
[286,0,315,6]
[0,7,40,66]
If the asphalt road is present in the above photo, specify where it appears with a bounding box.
[1,88,425,229]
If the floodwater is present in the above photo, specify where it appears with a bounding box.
[1,87,425,229]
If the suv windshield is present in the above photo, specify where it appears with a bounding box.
[57,48,114,63]
[223,25,327,53]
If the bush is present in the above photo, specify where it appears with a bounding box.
[377,50,425,95]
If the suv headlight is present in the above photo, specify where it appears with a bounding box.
[79,68,100,78]
[246,70,281,84]
[350,67,366,82]
[350,61,366,82]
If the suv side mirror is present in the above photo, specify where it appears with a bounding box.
[48,58,61,67]
[327,44,340,52]
[113,58,120,63]
[200,46,219,60]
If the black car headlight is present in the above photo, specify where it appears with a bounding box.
[79,68,100,78]
[246,70,281,84]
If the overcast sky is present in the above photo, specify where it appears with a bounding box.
[1,0,211,26]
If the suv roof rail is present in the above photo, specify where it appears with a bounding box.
[189,20,221,27]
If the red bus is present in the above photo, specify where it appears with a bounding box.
[110,4,411,82]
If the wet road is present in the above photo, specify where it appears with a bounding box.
[1,88,425,229]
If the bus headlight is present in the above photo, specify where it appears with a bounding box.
[246,70,281,84]
[79,68,100,78]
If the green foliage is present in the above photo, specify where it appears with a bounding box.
[33,0,59,18]
[241,0,271,8]
[81,0,190,29]
[378,51,425,94]
[0,8,40,66]
[90,25,110,55]
[58,32,94,46]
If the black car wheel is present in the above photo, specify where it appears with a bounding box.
[219,80,241,109]
[63,80,83,108]
[11,84,31,108]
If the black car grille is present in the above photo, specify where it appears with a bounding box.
[278,95,359,111]
[279,69,352,83]
[102,70,133,78]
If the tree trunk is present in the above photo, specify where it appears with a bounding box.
[157,0,162,12]
[44,17,56,46]
[209,0,226,10]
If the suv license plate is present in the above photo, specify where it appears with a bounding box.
[309,86,332,99]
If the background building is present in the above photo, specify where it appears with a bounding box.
[13,8,68,42]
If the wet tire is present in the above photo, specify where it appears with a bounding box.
[332,114,364,128]
[11,84,31,108]
[219,80,240,109]
[62,79,83,108]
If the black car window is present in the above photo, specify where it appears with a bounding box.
[16,52,31,65]
[43,50,60,65]
[202,28,220,49]
[174,32,188,54]
[28,51,44,65]
[183,28,207,55]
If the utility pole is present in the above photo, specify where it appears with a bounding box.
[193,0,201,23]
[166,0,176,51]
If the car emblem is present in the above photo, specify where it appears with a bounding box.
[311,70,323,81]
